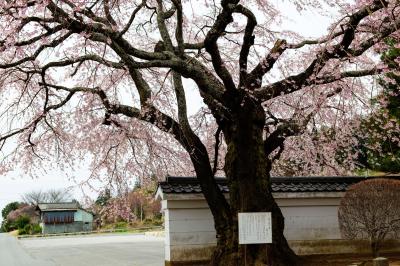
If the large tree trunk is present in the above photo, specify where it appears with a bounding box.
[371,239,380,258]
[210,97,298,266]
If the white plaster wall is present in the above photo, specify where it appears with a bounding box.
[164,207,217,261]
[276,197,342,240]
[164,209,171,261]
[161,193,343,262]
[280,205,341,240]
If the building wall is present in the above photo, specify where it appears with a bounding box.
[164,207,216,262]
[41,210,93,234]
[74,209,94,223]
[161,193,344,263]
[41,221,92,234]
[277,196,342,240]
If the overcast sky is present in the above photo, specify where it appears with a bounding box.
[0,1,338,222]
[0,173,77,222]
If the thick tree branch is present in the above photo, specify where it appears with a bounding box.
[41,54,125,72]
[255,0,394,101]
[287,31,345,49]
[203,1,238,91]
[37,0,228,112]
[103,0,117,26]
[156,0,174,51]
[213,127,222,175]
[315,67,383,85]
[264,85,346,157]
[234,4,257,88]
[246,39,287,89]
[183,42,204,50]
[172,0,184,56]
[173,72,190,129]
[264,111,315,157]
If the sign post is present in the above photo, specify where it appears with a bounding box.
[238,212,272,265]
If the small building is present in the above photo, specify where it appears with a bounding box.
[156,176,400,265]
[37,202,94,234]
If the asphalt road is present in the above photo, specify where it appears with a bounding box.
[0,233,164,266]
[0,233,55,266]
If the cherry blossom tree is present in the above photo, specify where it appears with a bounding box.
[99,196,136,224]
[7,204,39,224]
[1,0,400,264]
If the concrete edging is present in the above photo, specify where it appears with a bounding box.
[17,226,164,239]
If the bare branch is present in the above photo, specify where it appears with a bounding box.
[118,1,146,37]
[0,32,73,69]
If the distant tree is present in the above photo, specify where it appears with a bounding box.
[356,38,400,172]
[7,204,39,224]
[93,179,161,226]
[356,115,400,172]
[373,38,400,171]
[338,178,400,257]
[46,189,73,203]
[22,189,72,205]
[21,190,47,205]
[95,189,112,207]
[100,197,136,224]
[1,203,39,233]
[326,37,400,173]
[380,38,400,121]
[1,202,21,232]
[129,177,160,221]
[1,202,20,219]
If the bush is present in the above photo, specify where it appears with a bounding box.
[31,224,42,234]
[18,224,32,235]
[143,218,152,225]
[114,221,128,229]
[17,223,42,235]
[14,215,31,230]
[0,220,12,232]
[143,217,163,226]
[338,178,400,257]
[152,219,163,226]
[18,228,27,235]
[153,212,162,220]
[1,220,18,233]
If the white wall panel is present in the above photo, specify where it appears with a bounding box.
[164,194,343,262]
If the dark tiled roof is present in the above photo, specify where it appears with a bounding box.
[158,176,400,194]
[37,202,80,211]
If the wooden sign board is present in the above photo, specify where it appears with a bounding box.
[238,212,272,244]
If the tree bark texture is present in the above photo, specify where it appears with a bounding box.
[208,96,298,266]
